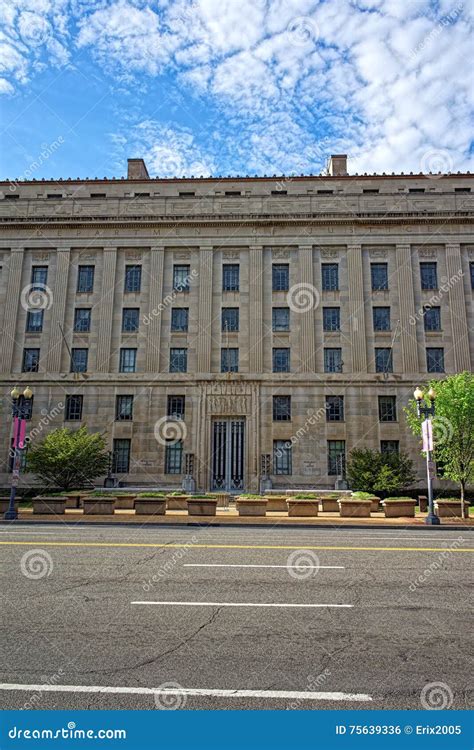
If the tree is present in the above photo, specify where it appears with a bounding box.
[405,372,474,513]
[27,426,109,490]
[346,448,416,495]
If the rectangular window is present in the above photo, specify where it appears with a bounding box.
[426,347,445,373]
[321,263,339,291]
[323,307,340,331]
[371,263,388,290]
[423,306,441,331]
[221,348,239,372]
[222,264,240,291]
[73,308,91,333]
[378,395,397,422]
[112,438,130,473]
[273,440,292,475]
[326,395,344,421]
[119,348,137,373]
[65,395,83,421]
[31,266,48,290]
[26,310,43,333]
[70,348,88,373]
[381,440,399,454]
[273,395,291,421]
[272,347,290,373]
[324,348,342,373]
[170,308,189,332]
[165,439,183,474]
[124,265,141,293]
[373,306,391,331]
[375,347,393,373]
[116,395,133,421]
[173,264,191,292]
[122,308,140,333]
[77,265,94,293]
[169,348,187,373]
[420,261,438,290]
[327,440,346,475]
[22,348,40,373]
[167,395,185,420]
[272,307,290,332]
[221,308,239,332]
[272,264,289,291]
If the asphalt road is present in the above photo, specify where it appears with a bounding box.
[0,523,472,711]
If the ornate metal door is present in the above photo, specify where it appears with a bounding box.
[211,418,245,491]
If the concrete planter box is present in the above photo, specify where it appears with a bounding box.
[435,500,469,519]
[383,499,416,518]
[0,497,18,514]
[187,498,218,516]
[65,493,82,509]
[114,494,136,510]
[265,495,288,512]
[83,497,115,515]
[33,496,66,515]
[134,499,166,515]
[338,499,372,518]
[321,496,339,512]
[287,500,319,517]
[236,499,267,517]
[166,494,189,510]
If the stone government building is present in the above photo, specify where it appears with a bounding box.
[0,154,472,492]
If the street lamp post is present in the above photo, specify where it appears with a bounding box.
[414,386,440,526]
[4,386,33,521]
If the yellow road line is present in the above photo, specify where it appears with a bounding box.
[0,541,471,553]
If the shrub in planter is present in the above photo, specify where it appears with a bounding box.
[320,495,339,512]
[338,498,372,518]
[187,495,218,516]
[236,496,267,516]
[134,496,166,515]
[166,493,189,510]
[83,496,115,515]
[113,492,137,510]
[265,495,288,512]
[434,498,469,519]
[382,497,417,518]
[287,495,318,517]
[33,495,67,515]
[351,491,381,512]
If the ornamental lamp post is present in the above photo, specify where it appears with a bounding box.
[414,386,440,526]
[4,386,33,521]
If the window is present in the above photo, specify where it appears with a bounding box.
[378,395,397,422]
[363,188,379,194]
[112,438,130,473]
[273,440,292,475]
[165,439,183,474]
[455,187,471,193]
[119,348,137,373]
[375,347,393,373]
[326,395,344,421]
[26,310,43,333]
[4,194,19,200]
[124,265,141,293]
[420,262,438,290]
[222,264,239,291]
[167,395,185,420]
[171,308,189,332]
[323,307,340,331]
[371,263,388,291]
[179,191,195,197]
[47,193,62,199]
[272,307,290,332]
[70,348,88,373]
[381,440,399,454]
[225,190,241,196]
[273,395,291,421]
[122,308,139,333]
[221,307,239,332]
[31,266,48,290]
[327,440,346,475]
[271,190,287,195]
[169,348,187,373]
[321,263,339,291]
[22,348,39,372]
[426,347,445,373]
[317,189,333,195]
[423,306,441,331]
[73,308,91,333]
[409,188,425,193]
[134,192,150,198]
[221,348,239,372]
[272,264,289,291]
[273,348,290,373]
[116,395,133,421]
[324,348,342,373]
[90,193,106,198]
[65,395,83,421]
[77,265,94,293]
[173,264,191,292]
[373,307,391,331]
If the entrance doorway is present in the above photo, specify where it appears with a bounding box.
[211,418,245,492]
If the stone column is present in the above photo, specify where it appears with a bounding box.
[346,244,367,372]
[0,248,24,373]
[196,247,213,373]
[396,244,419,373]
[248,246,263,372]
[145,245,165,373]
[46,248,70,372]
[96,247,117,372]
[297,245,316,372]
[445,243,471,371]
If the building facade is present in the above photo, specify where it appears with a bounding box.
[0,155,473,491]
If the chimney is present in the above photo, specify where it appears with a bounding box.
[127,158,150,180]
[327,154,348,176]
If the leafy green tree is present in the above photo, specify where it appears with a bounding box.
[347,448,416,495]
[27,426,109,491]
[405,372,474,513]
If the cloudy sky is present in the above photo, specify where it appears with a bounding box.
[0,0,472,179]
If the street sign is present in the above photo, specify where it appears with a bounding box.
[422,419,434,452]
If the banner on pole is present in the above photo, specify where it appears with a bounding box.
[421,419,433,452]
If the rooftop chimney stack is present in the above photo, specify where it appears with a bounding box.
[127,158,150,180]
[328,154,348,176]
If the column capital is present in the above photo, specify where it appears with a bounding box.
[249,245,263,251]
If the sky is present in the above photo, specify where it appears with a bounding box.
[0,0,473,180]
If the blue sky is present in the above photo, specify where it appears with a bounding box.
[0,0,473,180]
